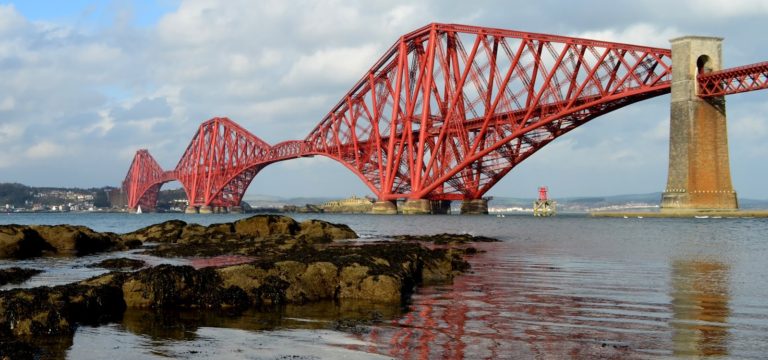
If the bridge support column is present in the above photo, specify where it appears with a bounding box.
[399,199,451,215]
[460,199,488,215]
[184,206,198,214]
[661,36,738,212]
[198,206,213,214]
[371,200,398,214]
[401,199,432,215]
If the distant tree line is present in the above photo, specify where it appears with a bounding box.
[0,183,34,207]
[0,182,189,209]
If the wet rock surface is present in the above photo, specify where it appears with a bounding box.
[391,232,500,245]
[0,215,497,355]
[0,268,43,287]
[0,283,126,337]
[0,224,132,259]
[87,258,146,270]
[123,215,358,258]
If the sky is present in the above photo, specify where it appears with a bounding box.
[1,0,767,200]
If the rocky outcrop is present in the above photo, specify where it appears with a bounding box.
[75,240,465,310]
[0,268,43,287]
[120,219,187,243]
[30,225,126,256]
[0,215,497,356]
[87,258,146,270]
[391,233,500,245]
[122,215,358,258]
[0,224,130,259]
[0,225,53,259]
[297,219,357,243]
[0,283,125,337]
[0,215,356,260]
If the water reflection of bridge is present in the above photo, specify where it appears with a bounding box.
[351,242,733,358]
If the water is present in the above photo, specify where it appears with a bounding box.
[2,212,768,359]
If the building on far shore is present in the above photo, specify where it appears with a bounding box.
[321,196,375,213]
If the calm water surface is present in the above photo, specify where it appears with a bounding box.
[1,212,767,359]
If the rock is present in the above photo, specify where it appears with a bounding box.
[1,224,125,259]
[295,262,338,302]
[120,265,248,310]
[0,267,43,286]
[121,220,187,243]
[87,258,146,271]
[0,225,54,259]
[392,233,499,245]
[141,215,359,258]
[233,215,300,238]
[0,284,125,337]
[30,225,124,256]
[178,223,208,244]
[297,219,358,243]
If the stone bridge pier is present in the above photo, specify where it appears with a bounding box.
[661,36,738,212]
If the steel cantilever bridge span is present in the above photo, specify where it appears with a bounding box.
[122,23,768,213]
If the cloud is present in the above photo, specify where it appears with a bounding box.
[1,0,767,197]
[25,141,69,159]
[281,45,381,87]
[0,96,14,111]
[573,23,683,48]
[685,0,768,18]
[111,97,172,122]
[0,123,24,144]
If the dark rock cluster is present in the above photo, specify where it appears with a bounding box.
[0,268,43,287]
[0,224,135,259]
[0,215,495,358]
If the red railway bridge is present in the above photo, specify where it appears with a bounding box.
[122,23,768,214]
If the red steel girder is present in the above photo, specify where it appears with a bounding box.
[304,23,673,201]
[698,61,768,97]
[174,117,272,208]
[122,149,175,210]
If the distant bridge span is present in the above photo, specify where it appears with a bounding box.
[122,23,768,214]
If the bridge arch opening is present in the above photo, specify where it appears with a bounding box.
[244,157,376,206]
[697,55,712,75]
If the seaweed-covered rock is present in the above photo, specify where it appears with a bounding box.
[0,224,126,259]
[30,225,124,256]
[121,220,187,243]
[87,258,146,271]
[120,265,248,310]
[0,267,43,286]
[0,225,54,259]
[233,215,300,238]
[392,233,499,245]
[0,284,125,337]
[298,220,357,243]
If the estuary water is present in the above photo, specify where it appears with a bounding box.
[1,212,767,359]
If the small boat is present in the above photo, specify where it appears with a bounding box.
[136,205,143,214]
[694,215,709,219]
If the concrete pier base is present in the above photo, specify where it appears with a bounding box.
[229,206,243,214]
[198,206,213,214]
[400,199,452,215]
[460,199,489,215]
[661,36,738,211]
[371,200,397,214]
[432,200,452,215]
[401,199,432,215]
[184,206,198,214]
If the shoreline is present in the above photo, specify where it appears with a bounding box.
[591,210,768,218]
